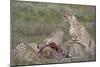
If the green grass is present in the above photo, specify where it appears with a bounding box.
[11,1,96,49]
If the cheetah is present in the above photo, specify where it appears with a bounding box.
[12,43,39,64]
[64,10,96,59]
[38,30,65,59]
[45,29,64,46]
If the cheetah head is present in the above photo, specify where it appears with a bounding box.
[64,10,73,22]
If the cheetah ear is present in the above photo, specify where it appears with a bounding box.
[37,45,40,49]
[65,10,73,16]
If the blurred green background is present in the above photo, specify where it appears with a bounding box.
[11,1,96,49]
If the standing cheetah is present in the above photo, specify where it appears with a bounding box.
[64,10,96,59]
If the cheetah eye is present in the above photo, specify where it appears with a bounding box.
[64,16,68,19]
[64,16,66,17]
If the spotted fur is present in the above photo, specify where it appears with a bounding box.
[64,10,96,58]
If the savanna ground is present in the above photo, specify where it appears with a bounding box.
[11,0,96,66]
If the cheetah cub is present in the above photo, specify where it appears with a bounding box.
[64,10,96,58]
